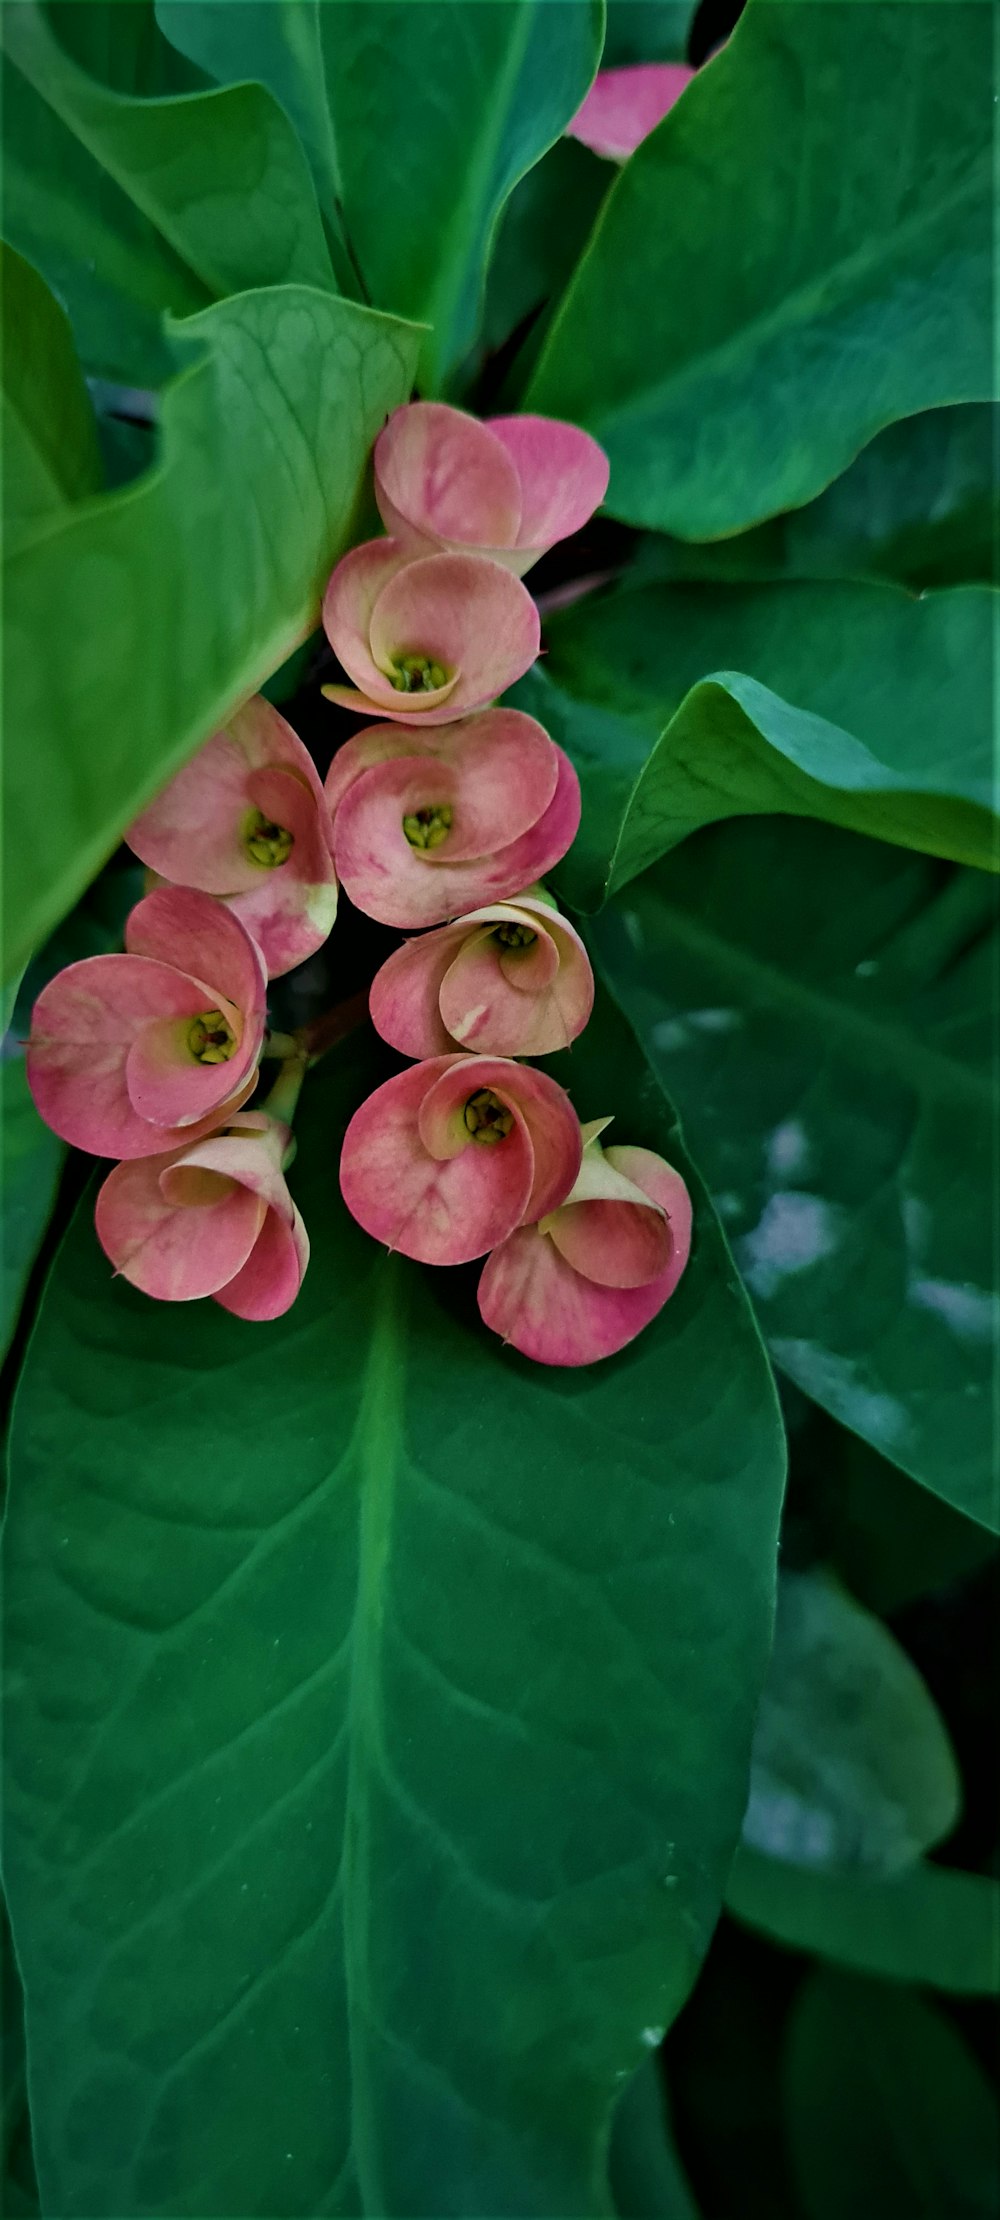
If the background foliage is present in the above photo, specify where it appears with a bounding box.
[1,2,996,2216]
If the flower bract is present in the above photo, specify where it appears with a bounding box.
[478,1122,692,1364]
[27,886,267,1158]
[126,696,338,978]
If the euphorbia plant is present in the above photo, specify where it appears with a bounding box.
[2,3,995,2218]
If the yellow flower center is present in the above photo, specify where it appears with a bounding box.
[463,1088,514,1144]
[390,653,450,694]
[402,804,453,851]
[187,1010,237,1065]
[243,808,294,868]
[492,923,537,951]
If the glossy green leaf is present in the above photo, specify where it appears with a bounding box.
[609,2060,700,2220]
[2,0,336,298]
[528,1,992,537]
[478,136,610,369]
[818,1427,998,1617]
[783,1973,1000,2220]
[727,1846,1000,1997]
[0,1056,64,1368]
[602,0,695,66]
[513,578,997,912]
[2,1906,39,2218]
[2,284,419,981]
[0,44,207,386]
[1,244,102,548]
[317,0,605,390]
[594,818,997,1525]
[630,406,998,594]
[742,1570,960,1876]
[153,0,353,287]
[2,996,785,2218]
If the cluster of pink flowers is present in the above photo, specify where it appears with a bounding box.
[27,402,692,1363]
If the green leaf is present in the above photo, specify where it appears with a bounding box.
[594,818,997,1525]
[727,1847,1000,1998]
[742,1570,960,1877]
[478,136,610,368]
[783,1973,1000,2220]
[609,2060,701,2220]
[2,284,419,982]
[0,43,207,386]
[317,0,605,391]
[0,244,102,548]
[819,1427,998,1618]
[512,578,997,912]
[2,1905,39,2217]
[527,1,992,537]
[154,0,353,288]
[602,0,696,66]
[1,1057,64,1369]
[2,996,785,2218]
[629,406,999,595]
[2,0,336,299]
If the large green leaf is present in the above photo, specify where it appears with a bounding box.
[608,2061,700,2220]
[815,1424,998,1618]
[742,1570,960,1876]
[2,997,785,2218]
[630,406,998,595]
[783,1973,1000,2220]
[727,1847,1000,1998]
[594,818,997,1526]
[318,0,605,391]
[0,1057,64,1368]
[153,0,353,286]
[512,578,996,912]
[527,1,992,537]
[0,44,207,386]
[602,0,696,66]
[2,283,419,981]
[2,0,336,298]
[1,243,102,548]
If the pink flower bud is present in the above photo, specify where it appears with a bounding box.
[125,697,338,979]
[340,1054,582,1267]
[369,894,594,1058]
[95,1110,308,1319]
[374,402,610,576]
[27,886,267,1158]
[320,538,540,722]
[567,64,695,160]
[478,1121,692,1364]
[324,709,580,928]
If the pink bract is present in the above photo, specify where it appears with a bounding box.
[370,893,594,1058]
[27,886,267,1159]
[324,710,580,928]
[95,1110,308,1318]
[126,696,338,978]
[567,63,694,160]
[340,1054,582,1267]
[478,1123,692,1365]
[374,402,609,575]
[321,538,539,721]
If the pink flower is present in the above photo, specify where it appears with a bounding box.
[478,1121,692,1365]
[321,538,539,722]
[340,1054,582,1267]
[324,709,580,928]
[95,1110,308,1319]
[566,64,695,160]
[126,697,338,979]
[373,403,610,576]
[369,892,594,1058]
[27,886,266,1158]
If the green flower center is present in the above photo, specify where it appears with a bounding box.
[492,923,537,951]
[403,804,453,851]
[187,1010,237,1065]
[390,653,450,694]
[463,1088,514,1144]
[243,808,294,868]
